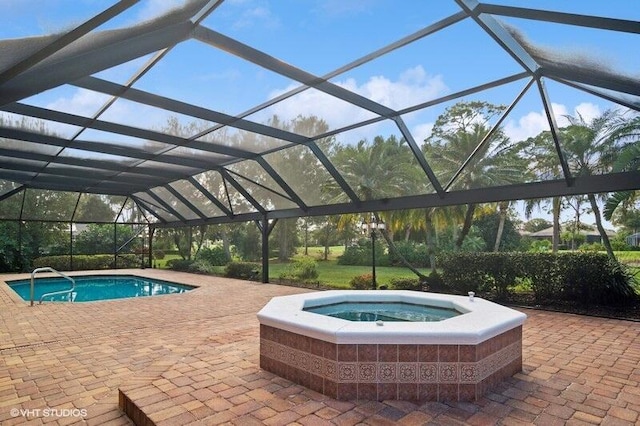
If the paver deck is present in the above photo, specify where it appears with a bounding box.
[1,269,639,425]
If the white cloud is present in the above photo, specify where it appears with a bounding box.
[44,88,165,135]
[503,110,551,142]
[232,4,279,30]
[503,102,603,142]
[574,102,601,124]
[264,65,447,142]
[46,89,110,117]
[412,122,434,145]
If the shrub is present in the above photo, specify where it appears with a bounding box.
[387,241,429,268]
[423,271,447,292]
[196,246,228,266]
[338,240,388,266]
[389,277,421,291]
[528,239,552,252]
[166,259,194,271]
[152,249,165,260]
[579,243,604,252]
[225,261,261,280]
[554,253,636,306]
[611,239,632,251]
[279,257,319,283]
[115,254,140,268]
[437,252,638,306]
[33,254,139,271]
[438,252,493,295]
[438,252,518,300]
[350,273,373,290]
[187,260,218,275]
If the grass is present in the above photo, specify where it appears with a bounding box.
[154,246,639,291]
[615,251,640,265]
[291,245,346,262]
[152,254,181,269]
[269,246,429,288]
[268,261,429,288]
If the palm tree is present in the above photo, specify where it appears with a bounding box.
[494,200,511,252]
[604,141,640,221]
[325,136,428,279]
[424,101,527,250]
[521,128,570,253]
[423,205,466,271]
[560,110,640,259]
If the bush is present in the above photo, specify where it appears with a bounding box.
[187,260,218,275]
[279,258,319,283]
[423,271,447,292]
[554,253,636,306]
[116,254,140,268]
[389,277,421,291]
[196,246,228,266]
[349,273,374,290]
[33,254,139,271]
[166,258,194,271]
[528,239,552,252]
[387,241,429,268]
[611,239,632,251]
[153,249,165,260]
[225,261,261,280]
[579,243,604,252]
[438,252,520,300]
[437,252,638,306]
[338,239,389,266]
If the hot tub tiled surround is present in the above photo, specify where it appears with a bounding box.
[258,290,526,402]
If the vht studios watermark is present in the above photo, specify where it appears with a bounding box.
[10,407,88,419]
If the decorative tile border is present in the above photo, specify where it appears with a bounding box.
[262,338,520,385]
[260,325,523,401]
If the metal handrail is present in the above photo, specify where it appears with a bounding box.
[30,267,76,306]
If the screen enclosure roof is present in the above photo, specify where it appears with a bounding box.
[0,0,639,226]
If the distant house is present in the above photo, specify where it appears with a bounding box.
[627,232,640,247]
[528,223,616,246]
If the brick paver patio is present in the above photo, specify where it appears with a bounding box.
[1,269,639,425]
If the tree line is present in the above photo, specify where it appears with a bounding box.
[0,100,638,273]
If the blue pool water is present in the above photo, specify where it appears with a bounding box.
[8,275,194,303]
[304,301,460,322]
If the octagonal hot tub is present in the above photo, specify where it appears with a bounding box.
[258,290,526,402]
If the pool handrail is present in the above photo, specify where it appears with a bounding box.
[30,267,76,306]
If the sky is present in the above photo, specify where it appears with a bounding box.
[1,0,639,228]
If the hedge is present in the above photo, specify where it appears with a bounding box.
[350,273,374,290]
[224,261,261,280]
[338,240,389,266]
[195,246,229,266]
[279,258,319,284]
[437,252,637,306]
[33,254,139,271]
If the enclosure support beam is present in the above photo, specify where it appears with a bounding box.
[258,215,277,284]
[148,226,154,268]
[114,223,118,269]
[69,222,74,271]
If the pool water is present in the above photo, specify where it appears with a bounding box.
[304,301,460,322]
[8,275,194,303]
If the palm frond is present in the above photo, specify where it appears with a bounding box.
[603,191,634,221]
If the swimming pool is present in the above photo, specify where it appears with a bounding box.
[304,301,460,322]
[8,275,194,303]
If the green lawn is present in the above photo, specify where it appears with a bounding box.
[152,254,181,269]
[267,261,430,288]
[616,251,640,265]
[153,247,639,291]
[270,246,429,288]
[291,245,346,261]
